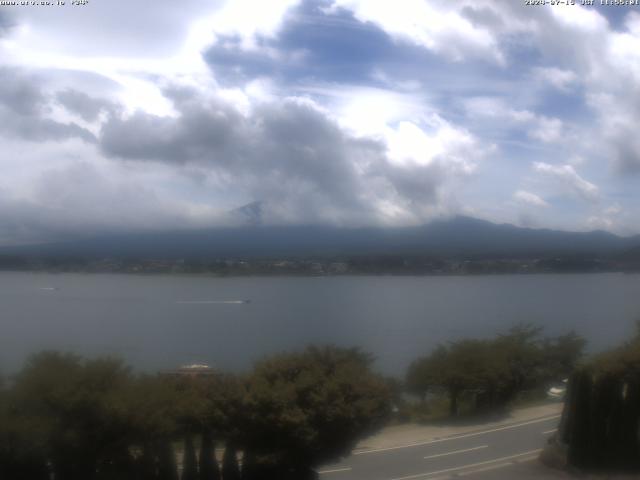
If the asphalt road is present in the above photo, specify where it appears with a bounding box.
[317,414,564,480]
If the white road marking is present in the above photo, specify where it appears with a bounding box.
[317,467,352,475]
[354,415,560,455]
[388,449,542,480]
[423,445,488,460]
[542,428,557,434]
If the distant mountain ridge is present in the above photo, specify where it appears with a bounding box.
[2,216,639,259]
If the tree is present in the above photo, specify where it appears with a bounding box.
[199,432,221,480]
[546,329,639,473]
[493,324,545,403]
[157,440,179,480]
[0,383,49,480]
[124,374,181,479]
[221,443,240,480]
[182,434,198,480]
[240,450,258,480]
[406,325,583,416]
[240,346,391,477]
[407,341,508,416]
[11,352,135,480]
[540,331,586,382]
[443,340,510,415]
[406,351,440,403]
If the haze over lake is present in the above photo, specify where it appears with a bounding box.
[1,272,639,376]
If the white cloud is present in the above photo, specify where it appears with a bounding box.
[529,117,564,144]
[533,67,578,91]
[604,204,622,216]
[328,0,506,64]
[464,97,565,144]
[533,162,599,202]
[0,0,301,116]
[207,0,301,48]
[514,190,549,208]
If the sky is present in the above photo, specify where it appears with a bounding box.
[0,0,639,245]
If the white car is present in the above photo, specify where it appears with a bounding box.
[546,378,568,400]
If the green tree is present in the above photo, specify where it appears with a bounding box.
[407,341,508,416]
[406,325,583,416]
[406,351,441,403]
[221,443,240,480]
[0,382,49,480]
[157,440,179,480]
[124,374,181,479]
[440,340,508,415]
[11,352,135,480]
[493,324,545,403]
[182,434,198,480]
[540,331,586,381]
[198,432,220,480]
[241,346,391,477]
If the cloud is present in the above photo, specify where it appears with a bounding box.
[204,1,396,86]
[1,0,220,59]
[532,67,578,91]
[464,97,565,144]
[98,84,482,227]
[208,0,301,48]
[55,89,118,122]
[0,11,13,35]
[533,162,599,202]
[529,116,564,144]
[328,0,506,64]
[3,0,640,242]
[586,205,622,232]
[0,67,96,143]
[513,190,549,208]
[0,159,233,245]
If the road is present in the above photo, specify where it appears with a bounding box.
[317,413,567,480]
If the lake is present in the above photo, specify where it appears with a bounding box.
[1,272,639,377]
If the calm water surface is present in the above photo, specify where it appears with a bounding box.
[1,272,639,376]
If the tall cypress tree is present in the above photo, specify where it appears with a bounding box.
[567,370,593,469]
[198,432,220,480]
[137,443,158,480]
[182,434,198,480]
[222,443,241,480]
[157,440,179,480]
[240,450,258,480]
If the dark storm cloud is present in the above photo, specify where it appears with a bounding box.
[55,89,118,122]
[0,68,96,143]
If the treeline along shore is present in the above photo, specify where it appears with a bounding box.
[2,253,640,276]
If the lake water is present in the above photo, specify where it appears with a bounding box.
[1,272,639,377]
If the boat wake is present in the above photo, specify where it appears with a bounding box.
[176,300,250,305]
